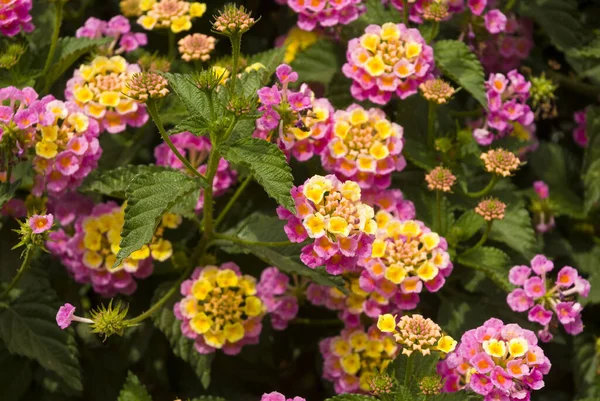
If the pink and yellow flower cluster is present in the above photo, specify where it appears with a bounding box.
[286,0,366,31]
[137,0,207,33]
[507,254,589,342]
[76,16,147,54]
[0,86,42,158]
[344,23,435,104]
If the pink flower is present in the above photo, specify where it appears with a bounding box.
[55,303,93,329]
[261,392,305,401]
[468,0,487,15]
[286,0,365,30]
[29,213,54,234]
[556,266,577,287]
[276,64,298,84]
[508,265,532,286]
[530,254,553,275]
[533,181,549,199]
[484,10,507,34]
[523,277,545,299]
[528,305,552,326]
[507,289,533,312]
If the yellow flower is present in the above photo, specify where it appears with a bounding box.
[328,216,350,237]
[130,245,150,260]
[360,33,380,53]
[150,238,173,261]
[223,322,245,343]
[365,55,386,77]
[190,312,212,334]
[99,91,121,107]
[385,264,407,284]
[420,232,440,251]
[348,331,369,351]
[303,213,326,238]
[189,2,207,17]
[416,261,438,281]
[369,142,390,160]
[399,220,421,238]
[216,269,239,288]
[192,279,213,301]
[138,15,157,30]
[371,239,387,258]
[377,314,397,333]
[331,337,352,357]
[244,296,263,317]
[381,22,400,41]
[405,42,423,59]
[35,140,58,159]
[508,337,529,357]
[204,330,226,348]
[341,353,361,375]
[341,180,361,201]
[483,339,507,358]
[303,175,333,204]
[437,336,457,353]
[171,16,192,33]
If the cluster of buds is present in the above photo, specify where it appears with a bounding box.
[137,0,207,33]
[285,0,365,31]
[321,104,406,189]
[125,72,170,103]
[475,198,506,221]
[474,70,534,146]
[529,73,558,120]
[480,148,520,177]
[138,52,171,72]
[377,313,456,356]
[419,78,455,104]
[388,0,464,25]
[0,43,26,70]
[154,132,237,211]
[76,16,147,55]
[13,213,54,249]
[47,202,181,297]
[178,33,216,62]
[65,56,148,134]
[212,4,256,36]
[321,325,398,393]
[437,318,551,401]
[507,254,590,342]
[425,166,456,192]
[174,263,268,355]
[343,23,435,104]
[278,174,376,275]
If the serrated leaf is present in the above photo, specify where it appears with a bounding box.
[220,212,345,288]
[395,353,440,393]
[224,138,294,211]
[0,178,21,209]
[433,40,486,107]
[325,395,379,401]
[81,165,173,198]
[114,171,204,267]
[44,37,113,90]
[163,73,212,120]
[152,284,213,388]
[489,204,537,260]
[584,159,600,214]
[520,0,584,52]
[0,293,82,392]
[358,0,402,26]
[0,346,32,401]
[457,246,513,292]
[403,136,437,170]
[291,40,340,85]
[117,371,152,401]
[447,210,485,246]
[167,115,210,137]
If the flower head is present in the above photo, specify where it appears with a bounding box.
[425,166,456,192]
[29,213,54,234]
[475,198,506,221]
[0,0,34,37]
[285,0,365,31]
[481,148,520,176]
[419,376,443,395]
[125,72,170,102]
[261,392,305,401]
[256,267,300,330]
[419,78,455,104]
[90,300,130,339]
[213,4,256,36]
[368,371,396,395]
[381,313,445,356]
[77,16,147,55]
[178,33,216,62]
[137,0,206,33]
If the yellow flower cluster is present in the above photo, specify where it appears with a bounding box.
[328,327,398,391]
[82,206,180,272]
[137,0,206,33]
[282,27,319,63]
[179,267,265,349]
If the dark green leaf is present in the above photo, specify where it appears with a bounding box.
[117,371,152,401]
[80,165,173,198]
[248,46,286,83]
[394,353,440,393]
[114,170,204,267]
[326,72,354,110]
[167,115,210,137]
[224,138,294,211]
[0,346,32,401]
[0,293,82,391]
[163,73,211,120]
[358,0,402,26]
[433,40,487,107]
[457,246,513,292]
[489,204,538,260]
[291,40,340,85]
[573,334,600,399]
[584,107,600,171]
[447,210,485,246]
[0,179,22,209]
[584,159,600,214]
[403,137,437,170]
[572,246,600,305]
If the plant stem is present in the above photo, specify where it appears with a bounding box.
[124,265,193,326]
[6,162,13,184]
[228,34,242,91]
[461,221,493,256]
[427,101,437,148]
[214,175,253,229]
[548,71,600,99]
[41,0,64,93]
[213,233,292,248]
[464,175,498,198]
[201,150,221,240]
[436,190,442,234]
[404,353,414,388]
[402,0,409,25]
[0,245,35,300]
[428,22,439,43]
[168,30,176,61]
[146,99,208,184]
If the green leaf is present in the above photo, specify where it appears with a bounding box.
[325,395,378,401]
[248,46,286,83]
[163,73,212,120]
[44,37,113,90]
[152,285,213,388]
[520,0,585,52]
[81,165,173,198]
[573,334,600,399]
[584,159,600,214]
[457,246,513,292]
[224,138,294,211]
[403,137,437,170]
[167,115,210,137]
[220,212,345,288]
[433,40,487,107]
[0,293,82,391]
[488,204,538,260]
[358,0,402,26]
[0,178,22,209]
[572,246,600,305]
[0,346,32,401]
[447,210,485,246]
[326,72,355,110]
[291,40,340,85]
[584,107,600,171]
[114,170,203,267]
[117,371,152,401]
[394,353,440,393]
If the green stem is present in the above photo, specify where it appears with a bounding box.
[404,353,414,388]
[201,149,221,240]
[213,233,292,248]
[464,175,498,198]
[124,265,193,326]
[168,30,176,61]
[146,100,208,184]
[402,0,409,25]
[0,245,35,300]
[450,108,484,118]
[41,1,64,93]
[228,34,242,91]
[548,71,600,98]
[427,22,439,43]
[427,101,437,148]
[436,190,442,234]
[214,175,252,229]
[6,162,13,184]
[461,221,493,256]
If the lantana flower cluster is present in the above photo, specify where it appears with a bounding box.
[256,267,300,330]
[438,318,551,401]
[76,16,148,54]
[321,104,405,189]
[473,70,534,146]
[286,0,366,31]
[178,33,216,62]
[279,27,320,63]
[32,98,102,196]
[66,55,148,134]
[507,255,590,342]
[344,23,435,104]
[174,263,268,355]
[47,202,181,297]
[0,0,34,37]
[388,0,466,24]
[261,393,305,401]
[321,325,398,393]
[277,174,377,275]
[0,86,41,159]
[137,0,207,33]
[154,132,237,211]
